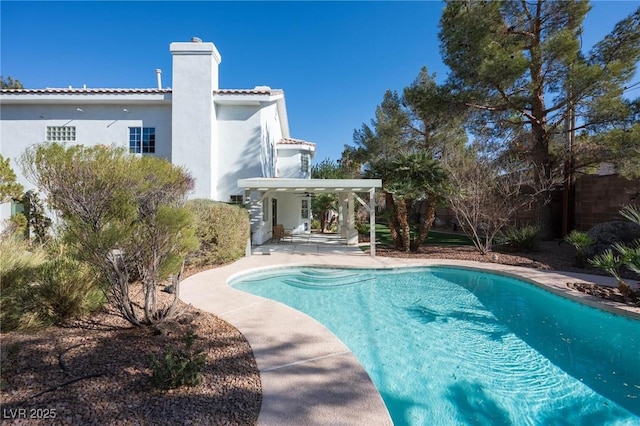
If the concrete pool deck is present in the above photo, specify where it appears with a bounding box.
[180,251,640,425]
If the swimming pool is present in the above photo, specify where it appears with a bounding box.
[231,266,640,425]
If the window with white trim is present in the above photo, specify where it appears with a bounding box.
[301,199,309,219]
[46,126,76,141]
[230,195,243,205]
[301,153,310,174]
[129,127,155,153]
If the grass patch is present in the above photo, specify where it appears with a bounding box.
[366,224,474,248]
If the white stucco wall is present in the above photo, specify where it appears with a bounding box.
[216,104,263,202]
[276,194,310,234]
[0,101,171,221]
[260,101,282,179]
[0,103,171,185]
[277,148,306,178]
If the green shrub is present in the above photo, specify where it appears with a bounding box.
[149,331,207,390]
[356,222,370,235]
[589,205,640,289]
[35,251,106,324]
[0,237,105,332]
[0,235,47,331]
[497,225,539,252]
[186,199,249,266]
[565,230,594,268]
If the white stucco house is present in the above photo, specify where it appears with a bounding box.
[0,38,381,253]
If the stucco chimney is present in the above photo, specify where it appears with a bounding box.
[170,39,221,90]
[155,69,162,89]
[169,39,222,199]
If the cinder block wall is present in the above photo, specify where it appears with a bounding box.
[574,174,640,230]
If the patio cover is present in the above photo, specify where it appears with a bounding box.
[237,178,383,256]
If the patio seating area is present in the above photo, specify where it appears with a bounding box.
[252,231,366,256]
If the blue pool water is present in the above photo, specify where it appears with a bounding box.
[231,266,640,425]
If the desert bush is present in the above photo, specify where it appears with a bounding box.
[21,143,196,327]
[35,249,106,324]
[565,230,594,268]
[0,237,105,331]
[149,331,207,390]
[0,235,47,331]
[583,220,640,260]
[356,222,370,235]
[497,225,539,252]
[0,154,23,203]
[186,199,249,266]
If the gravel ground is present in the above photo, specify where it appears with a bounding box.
[0,289,261,426]
[2,240,638,426]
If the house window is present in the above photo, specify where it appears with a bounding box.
[46,126,76,141]
[301,153,310,174]
[11,200,25,217]
[230,195,243,205]
[301,199,309,219]
[129,127,155,153]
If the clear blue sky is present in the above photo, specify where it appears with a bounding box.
[1,1,638,162]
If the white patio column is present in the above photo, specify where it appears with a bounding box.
[369,188,376,257]
[339,192,348,238]
[245,189,252,256]
[346,192,358,245]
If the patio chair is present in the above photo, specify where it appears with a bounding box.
[273,224,285,243]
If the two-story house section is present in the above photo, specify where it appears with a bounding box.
[0,38,317,244]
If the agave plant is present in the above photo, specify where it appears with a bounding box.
[589,205,640,295]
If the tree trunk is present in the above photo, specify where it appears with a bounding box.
[528,8,555,239]
[163,263,184,321]
[410,198,437,252]
[385,192,403,250]
[320,209,327,233]
[395,198,411,252]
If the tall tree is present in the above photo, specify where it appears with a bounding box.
[344,71,461,251]
[347,90,412,249]
[0,155,23,203]
[1,76,24,89]
[311,158,347,233]
[440,1,640,231]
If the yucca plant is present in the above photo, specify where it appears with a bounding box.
[589,205,640,297]
[565,230,593,268]
[498,225,539,252]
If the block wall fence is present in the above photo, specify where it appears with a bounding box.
[573,174,640,231]
[433,174,640,235]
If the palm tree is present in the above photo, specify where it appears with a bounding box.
[368,152,449,252]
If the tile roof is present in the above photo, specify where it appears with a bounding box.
[215,88,284,95]
[0,88,283,95]
[278,137,316,147]
[0,88,171,94]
